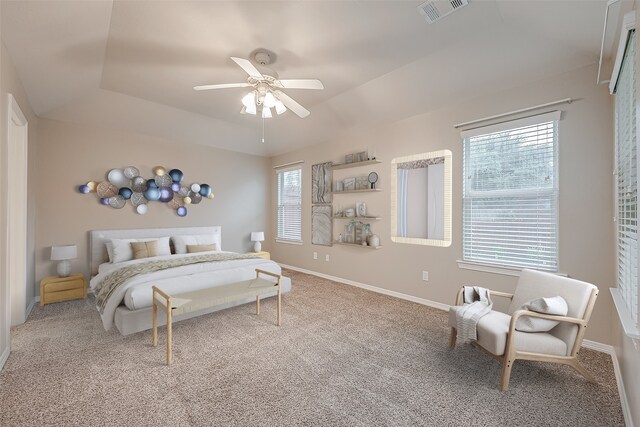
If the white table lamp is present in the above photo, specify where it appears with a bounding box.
[251,232,265,252]
[51,244,77,277]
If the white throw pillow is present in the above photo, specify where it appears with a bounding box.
[515,296,568,332]
[110,236,171,263]
[171,234,218,254]
[105,242,114,263]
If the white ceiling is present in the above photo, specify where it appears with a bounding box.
[0,1,622,157]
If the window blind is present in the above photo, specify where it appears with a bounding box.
[615,30,637,323]
[462,111,559,271]
[277,167,302,242]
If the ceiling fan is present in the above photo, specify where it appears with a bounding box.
[194,52,324,119]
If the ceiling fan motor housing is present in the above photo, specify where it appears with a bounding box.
[254,51,271,66]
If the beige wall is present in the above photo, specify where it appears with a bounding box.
[271,63,616,345]
[1,41,39,355]
[34,118,271,285]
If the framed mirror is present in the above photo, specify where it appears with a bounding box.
[390,150,452,247]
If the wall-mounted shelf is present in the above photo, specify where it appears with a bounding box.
[332,189,382,194]
[332,216,382,220]
[333,241,382,249]
[332,159,381,170]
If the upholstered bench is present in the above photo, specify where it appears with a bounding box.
[152,268,282,365]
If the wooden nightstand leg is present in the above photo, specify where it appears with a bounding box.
[256,296,260,315]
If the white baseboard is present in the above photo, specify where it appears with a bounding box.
[281,263,632,427]
[279,264,450,312]
[25,298,36,319]
[581,340,634,427]
[0,345,9,371]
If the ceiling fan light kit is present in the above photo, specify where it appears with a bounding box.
[194,51,324,119]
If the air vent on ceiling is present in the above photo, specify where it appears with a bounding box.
[418,0,469,24]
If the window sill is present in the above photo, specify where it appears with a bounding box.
[456,260,522,277]
[610,288,640,347]
[275,239,303,246]
[456,260,565,277]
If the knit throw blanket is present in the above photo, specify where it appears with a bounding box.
[94,253,258,314]
[455,286,493,344]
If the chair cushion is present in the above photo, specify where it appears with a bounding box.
[451,309,568,357]
[515,296,568,332]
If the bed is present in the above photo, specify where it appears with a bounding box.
[89,226,291,335]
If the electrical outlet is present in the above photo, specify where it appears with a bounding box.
[313,252,318,260]
[422,271,429,281]
[325,254,330,262]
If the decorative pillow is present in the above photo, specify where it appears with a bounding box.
[105,242,114,263]
[110,236,171,263]
[131,240,159,260]
[515,296,568,332]
[172,234,217,254]
[186,243,219,253]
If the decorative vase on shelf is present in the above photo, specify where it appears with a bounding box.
[369,234,380,248]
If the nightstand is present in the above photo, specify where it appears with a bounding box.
[246,251,271,260]
[40,274,87,306]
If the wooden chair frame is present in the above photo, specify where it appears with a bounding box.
[449,286,599,391]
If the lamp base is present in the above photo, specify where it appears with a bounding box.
[57,260,71,277]
[253,241,262,253]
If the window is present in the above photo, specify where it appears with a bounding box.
[614,30,637,324]
[462,111,560,271]
[277,166,302,242]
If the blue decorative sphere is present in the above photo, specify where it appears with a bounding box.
[144,187,161,201]
[146,179,158,189]
[171,182,180,192]
[118,187,133,200]
[169,169,184,183]
[79,184,90,194]
[177,206,187,217]
[199,184,211,197]
[100,197,110,205]
[159,187,174,203]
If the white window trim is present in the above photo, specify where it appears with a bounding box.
[456,260,568,278]
[275,163,303,244]
[610,11,639,343]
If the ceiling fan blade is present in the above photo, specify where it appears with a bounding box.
[276,79,324,90]
[274,90,310,118]
[193,83,251,91]
[230,57,264,80]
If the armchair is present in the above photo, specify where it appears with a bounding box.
[448,269,599,391]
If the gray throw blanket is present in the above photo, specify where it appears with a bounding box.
[455,286,493,344]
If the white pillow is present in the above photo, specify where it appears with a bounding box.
[110,236,171,263]
[105,242,114,263]
[171,234,218,254]
[515,296,568,332]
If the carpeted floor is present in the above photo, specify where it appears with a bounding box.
[0,269,624,426]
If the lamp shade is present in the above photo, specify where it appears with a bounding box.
[51,245,77,261]
[250,232,265,242]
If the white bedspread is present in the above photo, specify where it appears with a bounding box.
[90,251,281,330]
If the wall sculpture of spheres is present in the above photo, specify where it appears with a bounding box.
[78,166,214,216]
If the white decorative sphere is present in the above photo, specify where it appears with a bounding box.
[136,204,148,215]
[191,183,201,193]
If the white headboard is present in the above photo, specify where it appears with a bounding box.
[89,226,221,276]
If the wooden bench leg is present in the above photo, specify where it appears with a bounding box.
[152,298,158,347]
[256,295,260,315]
[166,303,172,366]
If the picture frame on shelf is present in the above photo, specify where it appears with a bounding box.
[356,151,367,162]
[343,177,356,191]
[345,153,354,164]
[355,176,368,190]
[356,202,367,217]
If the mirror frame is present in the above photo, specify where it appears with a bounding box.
[390,149,452,247]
